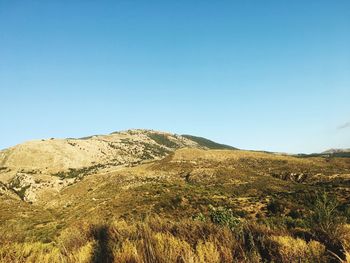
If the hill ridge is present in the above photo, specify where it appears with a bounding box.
[0,129,236,202]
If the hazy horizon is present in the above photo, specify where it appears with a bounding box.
[1,1,349,153]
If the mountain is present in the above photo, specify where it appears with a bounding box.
[0,129,236,202]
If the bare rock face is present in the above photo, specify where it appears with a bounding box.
[6,172,74,203]
[270,172,309,183]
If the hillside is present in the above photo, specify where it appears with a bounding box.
[0,131,350,262]
[0,129,235,202]
[181,135,237,150]
[0,129,202,175]
[39,148,350,221]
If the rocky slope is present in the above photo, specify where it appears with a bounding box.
[0,129,234,202]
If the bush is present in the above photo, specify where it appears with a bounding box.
[309,192,344,240]
[267,198,285,215]
[209,205,241,230]
[309,191,347,261]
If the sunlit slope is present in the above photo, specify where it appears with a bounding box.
[40,148,350,224]
[0,129,202,176]
[0,130,234,202]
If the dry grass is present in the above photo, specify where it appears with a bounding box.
[1,216,350,262]
[269,235,326,262]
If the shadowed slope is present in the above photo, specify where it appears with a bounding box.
[182,134,237,150]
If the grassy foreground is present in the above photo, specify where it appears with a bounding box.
[1,195,350,263]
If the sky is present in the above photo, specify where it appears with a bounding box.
[0,0,349,153]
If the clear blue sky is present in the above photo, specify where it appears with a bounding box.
[1,1,349,153]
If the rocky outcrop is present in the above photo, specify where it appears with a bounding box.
[270,172,309,183]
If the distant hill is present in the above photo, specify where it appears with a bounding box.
[322,148,350,154]
[295,148,350,158]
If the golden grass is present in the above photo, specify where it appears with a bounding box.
[0,240,96,263]
[113,239,141,263]
[342,225,350,263]
[270,235,326,263]
[0,242,62,263]
[2,216,350,263]
[195,241,220,263]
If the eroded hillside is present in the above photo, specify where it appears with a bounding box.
[0,129,229,202]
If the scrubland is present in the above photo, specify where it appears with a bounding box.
[1,131,350,262]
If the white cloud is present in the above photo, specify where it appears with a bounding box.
[338,122,350,130]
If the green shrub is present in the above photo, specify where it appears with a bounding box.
[209,205,240,230]
[309,191,347,261]
[192,213,206,222]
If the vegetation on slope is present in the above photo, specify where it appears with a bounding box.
[182,134,237,150]
[1,147,350,262]
[147,133,180,149]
